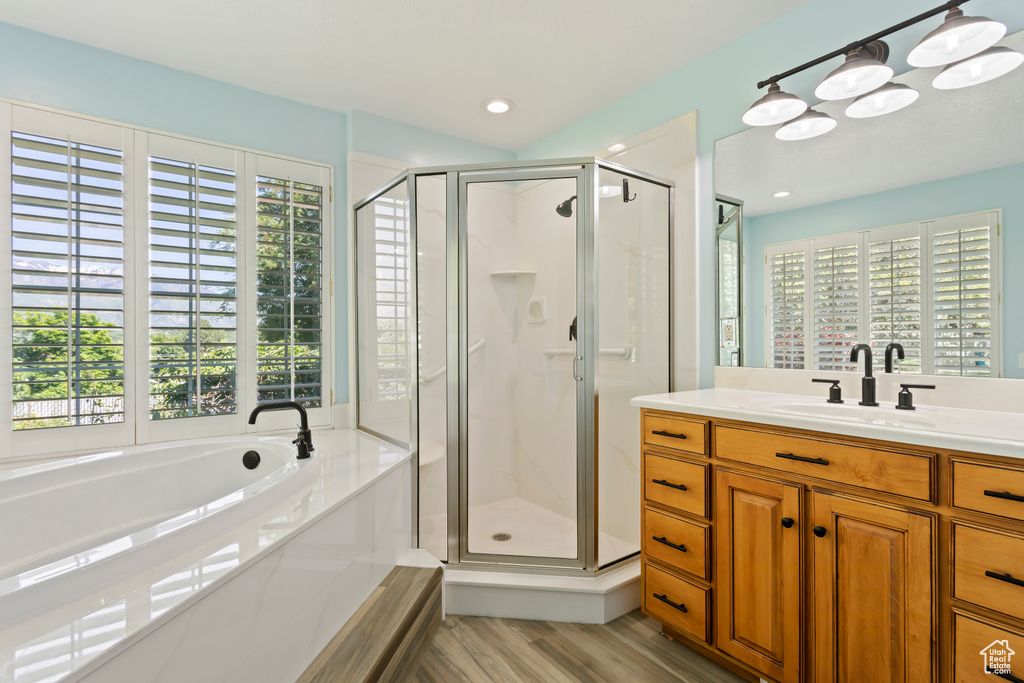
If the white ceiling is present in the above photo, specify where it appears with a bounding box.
[716,31,1024,217]
[0,0,810,151]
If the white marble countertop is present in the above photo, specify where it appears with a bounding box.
[631,388,1024,460]
[0,429,411,682]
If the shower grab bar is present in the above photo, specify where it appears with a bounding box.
[543,346,631,359]
[421,337,485,385]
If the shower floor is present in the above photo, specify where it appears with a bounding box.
[421,496,636,565]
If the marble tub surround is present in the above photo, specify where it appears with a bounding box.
[714,365,1024,413]
[0,429,412,683]
[632,388,1024,460]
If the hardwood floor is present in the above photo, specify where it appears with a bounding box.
[412,609,746,683]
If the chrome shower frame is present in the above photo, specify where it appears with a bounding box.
[353,157,674,576]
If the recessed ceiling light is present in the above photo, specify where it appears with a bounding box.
[483,98,515,114]
[773,191,792,198]
[608,143,626,153]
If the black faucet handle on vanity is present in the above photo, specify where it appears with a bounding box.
[885,342,905,373]
[247,401,314,459]
[811,378,843,404]
[849,343,878,407]
[896,383,935,411]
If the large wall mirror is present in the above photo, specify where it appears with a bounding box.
[715,28,1024,379]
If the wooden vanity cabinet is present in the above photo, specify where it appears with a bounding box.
[811,492,933,683]
[639,408,990,683]
[715,470,802,683]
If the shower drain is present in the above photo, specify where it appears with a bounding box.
[491,532,512,542]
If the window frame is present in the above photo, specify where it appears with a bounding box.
[1,101,334,461]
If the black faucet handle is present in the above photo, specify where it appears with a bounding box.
[811,378,843,404]
[896,384,935,411]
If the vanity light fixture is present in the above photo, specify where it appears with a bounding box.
[741,83,807,127]
[608,143,626,153]
[907,7,1007,67]
[773,191,792,198]
[932,46,1024,89]
[775,109,837,141]
[814,42,894,101]
[483,98,515,114]
[845,82,920,118]
[742,0,1016,132]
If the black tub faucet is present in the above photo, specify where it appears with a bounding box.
[850,344,879,407]
[248,401,314,459]
[885,342,905,373]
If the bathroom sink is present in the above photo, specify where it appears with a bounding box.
[750,397,961,430]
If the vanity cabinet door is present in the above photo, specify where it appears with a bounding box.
[715,470,802,683]
[811,492,933,683]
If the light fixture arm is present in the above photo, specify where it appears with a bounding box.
[755,0,972,90]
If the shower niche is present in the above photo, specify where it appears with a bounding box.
[355,159,671,574]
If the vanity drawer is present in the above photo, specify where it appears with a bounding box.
[715,425,934,502]
[642,411,707,456]
[953,459,1024,521]
[643,562,709,643]
[953,523,1024,619]
[953,610,1024,681]
[642,507,709,580]
[643,453,708,518]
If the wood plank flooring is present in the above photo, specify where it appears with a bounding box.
[412,609,746,683]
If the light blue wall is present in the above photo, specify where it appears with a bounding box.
[0,22,514,405]
[518,0,1024,387]
[742,162,1024,377]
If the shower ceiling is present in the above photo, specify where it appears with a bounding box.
[0,0,810,151]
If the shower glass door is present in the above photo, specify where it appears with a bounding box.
[457,166,589,567]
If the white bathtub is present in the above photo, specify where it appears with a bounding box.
[0,429,413,682]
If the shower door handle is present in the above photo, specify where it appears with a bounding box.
[573,356,583,382]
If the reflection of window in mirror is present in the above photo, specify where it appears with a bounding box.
[716,197,742,367]
[762,210,1001,377]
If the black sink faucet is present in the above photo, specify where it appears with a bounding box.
[248,401,314,459]
[850,344,879,406]
[885,342,905,373]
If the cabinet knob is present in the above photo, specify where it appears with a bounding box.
[781,517,795,528]
[813,526,827,538]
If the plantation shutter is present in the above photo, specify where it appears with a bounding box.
[868,226,922,374]
[766,246,808,369]
[254,174,325,408]
[929,213,998,377]
[10,126,127,430]
[147,141,239,420]
[811,238,861,371]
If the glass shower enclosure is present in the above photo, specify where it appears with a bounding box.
[355,159,671,573]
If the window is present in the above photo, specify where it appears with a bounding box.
[3,103,332,456]
[148,155,238,420]
[765,210,1000,376]
[255,176,324,407]
[10,131,126,430]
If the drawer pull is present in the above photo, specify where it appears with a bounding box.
[652,429,688,440]
[985,489,1024,503]
[652,536,687,552]
[781,517,795,528]
[986,570,1024,588]
[993,672,1024,683]
[776,452,829,466]
[813,526,828,538]
[652,478,687,491]
[653,593,688,613]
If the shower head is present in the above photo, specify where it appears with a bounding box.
[556,195,577,218]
